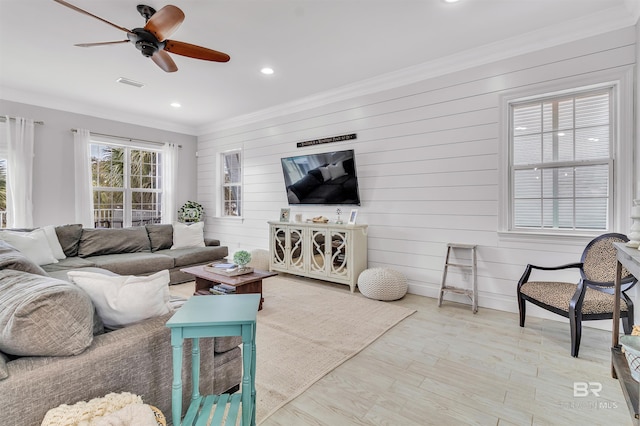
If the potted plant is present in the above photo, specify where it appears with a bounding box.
[233,250,252,271]
[178,201,204,223]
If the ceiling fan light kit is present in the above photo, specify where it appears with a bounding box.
[53,0,230,72]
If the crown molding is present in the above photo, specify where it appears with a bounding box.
[198,5,637,136]
[1,87,195,135]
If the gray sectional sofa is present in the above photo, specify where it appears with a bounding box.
[42,223,228,284]
[0,224,239,426]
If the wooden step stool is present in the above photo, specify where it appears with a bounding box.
[438,243,478,314]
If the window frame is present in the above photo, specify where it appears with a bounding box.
[0,121,6,228]
[498,67,634,240]
[217,148,243,219]
[90,137,164,228]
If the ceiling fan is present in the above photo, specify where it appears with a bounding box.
[53,0,230,72]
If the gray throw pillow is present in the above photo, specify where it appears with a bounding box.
[55,224,83,257]
[77,227,151,258]
[145,224,174,252]
[0,269,94,356]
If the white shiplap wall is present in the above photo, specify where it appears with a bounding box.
[198,27,637,325]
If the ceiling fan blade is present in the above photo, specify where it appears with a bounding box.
[164,40,230,62]
[144,5,185,42]
[75,40,130,48]
[151,50,178,73]
[53,0,133,34]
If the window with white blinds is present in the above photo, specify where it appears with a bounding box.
[509,87,613,232]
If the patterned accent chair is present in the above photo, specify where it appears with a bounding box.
[517,233,637,357]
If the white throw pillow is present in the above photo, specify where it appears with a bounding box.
[171,221,205,249]
[42,225,66,260]
[67,270,171,329]
[327,161,347,180]
[0,229,58,265]
[319,166,331,182]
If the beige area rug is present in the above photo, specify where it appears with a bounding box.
[254,275,414,424]
[170,275,415,424]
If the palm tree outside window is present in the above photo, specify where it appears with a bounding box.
[91,143,163,227]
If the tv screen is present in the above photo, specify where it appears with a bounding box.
[281,149,361,205]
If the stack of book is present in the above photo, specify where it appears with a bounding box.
[209,283,236,295]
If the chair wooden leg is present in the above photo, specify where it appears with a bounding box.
[570,313,582,358]
[518,296,526,327]
[622,315,633,335]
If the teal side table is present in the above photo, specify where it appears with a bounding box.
[166,293,260,426]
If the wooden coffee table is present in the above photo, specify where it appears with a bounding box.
[180,265,277,310]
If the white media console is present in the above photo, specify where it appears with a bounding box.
[268,221,368,292]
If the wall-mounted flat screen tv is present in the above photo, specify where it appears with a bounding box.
[281,149,361,205]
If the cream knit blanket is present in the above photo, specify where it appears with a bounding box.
[41,392,159,426]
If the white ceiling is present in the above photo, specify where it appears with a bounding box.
[0,0,638,135]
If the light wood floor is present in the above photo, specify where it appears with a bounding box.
[258,280,634,426]
[171,279,634,425]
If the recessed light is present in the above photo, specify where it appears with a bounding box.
[261,67,274,75]
[170,102,181,108]
[443,0,460,3]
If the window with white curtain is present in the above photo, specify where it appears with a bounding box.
[90,140,164,228]
[0,121,7,228]
[221,150,242,217]
[508,87,613,232]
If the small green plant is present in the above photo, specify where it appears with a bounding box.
[233,250,251,268]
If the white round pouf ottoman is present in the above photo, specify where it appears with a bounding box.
[248,249,270,270]
[357,268,408,301]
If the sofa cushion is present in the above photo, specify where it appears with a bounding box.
[145,224,173,252]
[55,224,83,257]
[86,252,175,276]
[78,227,151,258]
[156,246,229,268]
[67,270,171,329]
[204,238,221,247]
[0,229,59,265]
[41,256,97,273]
[0,269,94,356]
[0,240,47,276]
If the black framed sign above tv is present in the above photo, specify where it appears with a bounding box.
[281,149,361,205]
[296,133,357,148]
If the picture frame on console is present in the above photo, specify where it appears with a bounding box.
[280,208,291,222]
[348,209,358,225]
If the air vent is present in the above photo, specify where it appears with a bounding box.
[116,77,145,88]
